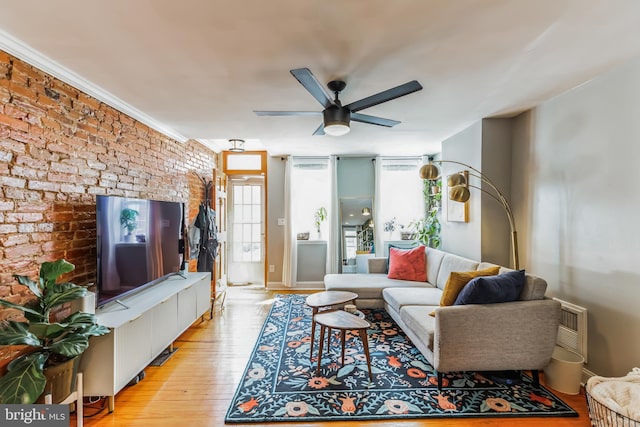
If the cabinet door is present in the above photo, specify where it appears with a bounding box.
[115,313,152,392]
[196,276,212,317]
[151,294,178,356]
[177,284,197,333]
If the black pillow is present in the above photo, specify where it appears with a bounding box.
[454,270,526,305]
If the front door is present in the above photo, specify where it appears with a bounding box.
[228,177,265,285]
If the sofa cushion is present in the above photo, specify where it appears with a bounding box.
[388,245,427,281]
[425,248,446,285]
[435,254,480,290]
[324,273,429,300]
[383,287,441,313]
[454,270,526,305]
[399,305,437,352]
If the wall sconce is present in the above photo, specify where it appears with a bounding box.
[229,139,245,152]
[419,160,519,269]
[362,207,371,216]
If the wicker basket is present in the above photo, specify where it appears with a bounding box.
[586,388,640,427]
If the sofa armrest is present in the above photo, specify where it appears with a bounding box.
[433,299,561,373]
[367,257,388,274]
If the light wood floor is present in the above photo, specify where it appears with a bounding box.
[79,285,591,426]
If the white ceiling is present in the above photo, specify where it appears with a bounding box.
[1,0,639,156]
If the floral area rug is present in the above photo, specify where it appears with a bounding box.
[225,294,577,423]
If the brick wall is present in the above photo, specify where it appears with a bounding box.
[0,50,217,327]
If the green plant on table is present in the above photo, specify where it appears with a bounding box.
[0,259,110,404]
[314,206,327,233]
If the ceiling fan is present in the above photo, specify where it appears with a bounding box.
[254,68,423,136]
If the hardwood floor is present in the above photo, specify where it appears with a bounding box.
[79,285,591,426]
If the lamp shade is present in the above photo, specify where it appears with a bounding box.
[447,172,467,187]
[449,185,470,203]
[323,106,351,136]
[419,163,439,180]
[362,207,371,216]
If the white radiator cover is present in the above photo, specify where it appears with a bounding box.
[553,298,588,363]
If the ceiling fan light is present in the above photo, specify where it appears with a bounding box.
[324,123,350,136]
[323,106,351,136]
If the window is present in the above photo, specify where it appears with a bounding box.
[292,157,330,238]
[232,183,262,262]
[378,157,424,234]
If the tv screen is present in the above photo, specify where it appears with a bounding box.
[96,195,185,308]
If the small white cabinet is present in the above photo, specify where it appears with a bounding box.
[80,272,211,412]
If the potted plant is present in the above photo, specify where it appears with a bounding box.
[383,217,397,239]
[0,259,110,404]
[120,208,139,241]
[313,207,327,238]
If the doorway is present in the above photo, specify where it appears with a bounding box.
[228,177,265,286]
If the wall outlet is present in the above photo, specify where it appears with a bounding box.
[277,218,285,226]
[269,265,275,273]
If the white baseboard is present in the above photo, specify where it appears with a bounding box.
[582,367,597,386]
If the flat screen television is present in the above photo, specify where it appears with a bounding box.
[96,195,185,308]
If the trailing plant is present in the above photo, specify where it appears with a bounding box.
[409,178,442,248]
[0,259,110,404]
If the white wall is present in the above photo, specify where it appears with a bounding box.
[512,56,640,377]
[441,122,483,260]
[441,119,513,267]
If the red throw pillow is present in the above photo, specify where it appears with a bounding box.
[387,245,427,281]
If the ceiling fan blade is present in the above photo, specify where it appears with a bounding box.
[254,111,321,116]
[312,123,325,136]
[290,68,334,109]
[351,112,400,127]
[345,80,423,112]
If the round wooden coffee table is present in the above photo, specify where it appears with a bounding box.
[305,291,358,359]
[314,310,372,380]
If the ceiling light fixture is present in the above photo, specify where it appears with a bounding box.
[323,105,351,136]
[362,207,371,216]
[229,139,245,152]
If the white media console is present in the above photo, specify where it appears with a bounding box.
[79,272,211,412]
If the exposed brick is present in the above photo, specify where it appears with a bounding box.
[0,224,18,234]
[0,138,26,153]
[0,175,26,188]
[0,113,29,132]
[0,200,14,210]
[0,51,216,324]
[4,243,42,259]
[50,161,78,174]
[47,172,77,183]
[27,180,60,192]
[0,234,30,247]
[0,150,12,162]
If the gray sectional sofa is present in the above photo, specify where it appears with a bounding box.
[323,247,561,388]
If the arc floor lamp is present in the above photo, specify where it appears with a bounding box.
[419,160,519,270]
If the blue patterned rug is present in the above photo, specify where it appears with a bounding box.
[225,294,577,423]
